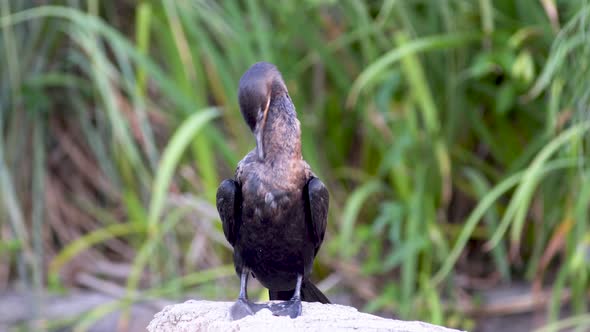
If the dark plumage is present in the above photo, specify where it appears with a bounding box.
[216,62,330,319]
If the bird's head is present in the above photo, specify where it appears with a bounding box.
[238,62,288,161]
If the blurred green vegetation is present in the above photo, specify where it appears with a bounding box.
[1,0,589,331]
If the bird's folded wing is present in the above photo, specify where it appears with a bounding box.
[305,177,329,255]
[216,179,242,246]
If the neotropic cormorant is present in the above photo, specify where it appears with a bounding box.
[216,62,330,320]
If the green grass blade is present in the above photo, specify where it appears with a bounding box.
[347,33,481,107]
[434,157,582,285]
[340,180,383,258]
[147,108,219,229]
[487,121,590,251]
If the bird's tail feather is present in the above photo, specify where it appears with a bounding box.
[269,280,330,304]
[301,280,330,303]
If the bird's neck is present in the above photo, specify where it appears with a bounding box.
[260,97,302,161]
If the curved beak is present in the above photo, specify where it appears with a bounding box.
[255,93,271,160]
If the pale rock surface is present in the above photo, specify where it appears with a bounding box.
[147,300,465,332]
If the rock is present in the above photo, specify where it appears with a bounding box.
[147,300,465,332]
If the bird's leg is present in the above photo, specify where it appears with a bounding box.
[230,268,269,320]
[269,274,303,318]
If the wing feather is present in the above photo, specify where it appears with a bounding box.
[216,179,242,246]
[305,177,329,255]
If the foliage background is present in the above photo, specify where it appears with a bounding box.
[1,0,589,331]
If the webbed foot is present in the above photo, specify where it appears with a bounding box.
[269,298,302,319]
[230,298,269,320]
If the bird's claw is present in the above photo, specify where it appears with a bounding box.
[269,298,302,319]
[230,298,269,320]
